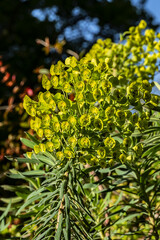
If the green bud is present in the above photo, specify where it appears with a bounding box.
[119,153,127,163]
[107,121,115,132]
[116,110,126,121]
[68,136,77,148]
[23,95,32,109]
[82,69,91,80]
[130,113,138,124]
[27,106,36,117]
[63,82,72,93]
[39,143,46,152]
[64,148,75,159]
[26,152,33,159]
[34,145,40,154]
[79,137,90,148]
[75,92,84,102]
[79,114,91,127]
[97,147,106,158]
[37,128,43,138]
[54,93,63,101]
[51,116,59,122]
[51,75,58,88]
[50,64,55,75]
[105,106,115,119]
[42,74,51,90]
[93,88,103,101]
[101,80,112,93]
[75,81,85,92]
[92,71,100,80]
[51,121,60,132]
[137,118,148,131]
[42,115,50,127]
[68,116,77,127]
[61,121,70,132]
[46,141,54,152]
[65,56,77,68]
[142,80,152,92]
[104,137,116,149]
[138,20,147,30]
[143,91,151,102]
[52,137,61,149]
[90,138,99,148]
[58,100,67,111]
[94,118,103,131]
[56,151,64,161]
[123,137,131,148]
[89,106,99,117]
[54,61,64,75]
[44,129,53,139]
[133,143,143,156]
[113,89,123,101]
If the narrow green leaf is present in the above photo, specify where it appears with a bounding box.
[8,173,25,179]
[65,193,70,215]
[0,201,11,221]
[71,220,92,240]
[25,177,39,189]
[0,185,26,191]
[143,127,160,134]
[112,136,123,144]
[146,185,155,193]
[25,131,39,144]
[16,157,39,164]
[83,183,96,189]
[113,213,143,226]
[20,137,36,149]
[0,197,22,204]
[43,209,59,226]
[60,180,67,200]
[32,224,52,240]
[64,193,70,240]
[143,135,160,145]
[55,212,63,240]
[26,187,45,200]
[63,229,68,240]
[34,154,55,166]
[142,143,160,158]
[16,192,49,216]
[22,170,45,176]
[82,165,100,174]
[0,218,11,232]
[36,227,52,240]
[71,223,86,240]
[43,151,57,162]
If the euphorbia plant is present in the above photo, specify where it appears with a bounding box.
[1,20,160,239]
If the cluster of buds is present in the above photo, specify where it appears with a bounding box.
[24,20,160,167]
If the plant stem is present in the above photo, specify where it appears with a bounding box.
[135,165,159,239]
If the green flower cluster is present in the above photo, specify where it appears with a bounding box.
[23,20,160,167]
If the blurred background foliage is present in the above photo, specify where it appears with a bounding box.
[0,0,160,236]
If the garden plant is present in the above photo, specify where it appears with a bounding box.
[1,20,160,239]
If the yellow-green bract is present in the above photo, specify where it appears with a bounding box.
[24,20,160,167]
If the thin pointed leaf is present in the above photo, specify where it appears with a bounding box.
[20,137,36,149]
[55,212,63,240]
